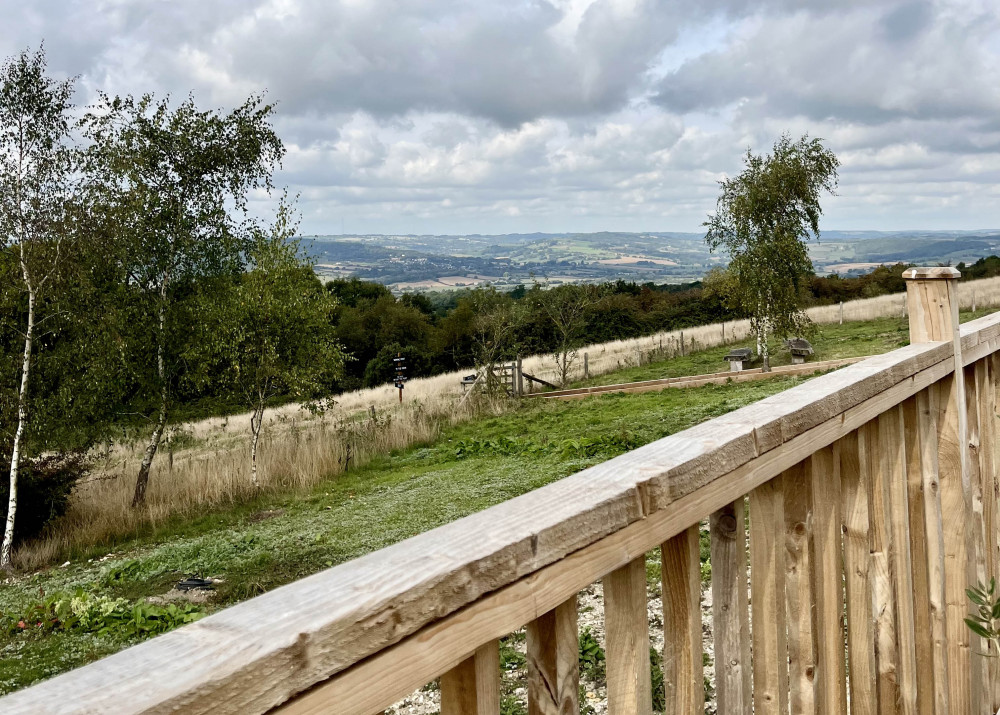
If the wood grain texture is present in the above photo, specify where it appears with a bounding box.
[900,396,937,715]
[907,269,977,712]
[604,557,653,715]
[783,462,817,715]
[749,477,788,715]
[809,444,847,715]
[710,500,751,715]
[840,430,876,715]
[440,641,500,715]
[3,336,972,714]
[879,406,919,715]
[660,526,703,714]
[914,386,952,715]
[526,597,578,715]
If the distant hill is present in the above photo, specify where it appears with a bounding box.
[301,230,1000,291]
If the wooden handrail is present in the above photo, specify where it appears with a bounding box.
[6,271,1000,714]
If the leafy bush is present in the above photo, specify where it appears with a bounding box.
[0,451,88,546]
[578,627,606,683]
[4,588,204,639]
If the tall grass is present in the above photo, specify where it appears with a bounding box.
[16,274,1000,569]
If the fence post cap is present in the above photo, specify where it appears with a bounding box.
[902,266,961,281]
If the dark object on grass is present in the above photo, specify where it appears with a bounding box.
[176,577,214,591]
[785,337,814,364]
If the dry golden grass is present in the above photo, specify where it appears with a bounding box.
[17,274,1000,568]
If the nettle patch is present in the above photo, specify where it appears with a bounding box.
[4,589,204,639]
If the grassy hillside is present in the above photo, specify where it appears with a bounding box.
[0,314,977,698]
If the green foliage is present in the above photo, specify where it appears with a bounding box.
[705,134,839,366]
[4,589,204,639]
[578,627,606,683]
[0,452,88,546]
[965,578,1000,644]
[649,646,665,712]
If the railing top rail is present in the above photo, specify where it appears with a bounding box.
[7,311,1000,715]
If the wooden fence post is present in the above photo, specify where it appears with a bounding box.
[604,556,653,715]
[526,597,579,714]
[584,352,589,381]
[680,332,685,356]
[710,500,751,715]
[839,301,844,325]
[440,642,501,715]
[904,266,978,711]
[661,526,704,714]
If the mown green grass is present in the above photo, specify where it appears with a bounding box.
[3,311,983,697]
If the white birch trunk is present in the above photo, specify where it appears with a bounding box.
[250,401,264,487]
[1,279,34,569]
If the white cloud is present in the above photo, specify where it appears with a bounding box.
[2,0,999,232]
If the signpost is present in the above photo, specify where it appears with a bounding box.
[393,353,407,403]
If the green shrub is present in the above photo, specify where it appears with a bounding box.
[4,588,204,639]
[578,627,606,683]
[0,451,88,545]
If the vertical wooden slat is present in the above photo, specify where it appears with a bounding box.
[867,417,901,714]
[661,525,704,714]
[901,396,938,715]
[526,597,579,715]
[749,477,788,715]
[710,500,751,715]
[905,267,978,710]
[988,354,1000,712]
[880,405,919,715]
[785,461,817,715]
[809,443,847,714]
[440,641,501,715]
[841,429,877,715]
[604,556,652,715]
[967,362,992,715]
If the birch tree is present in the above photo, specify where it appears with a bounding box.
[704,134,839,370]
[82,93,283,506]
[0,48,75,569]
[191,200,344,485]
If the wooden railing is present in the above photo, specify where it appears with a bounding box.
[5,266,1000,714]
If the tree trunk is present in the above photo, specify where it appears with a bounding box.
[2,286,35,570]
[250,402,264,487]
[133,282,169,507]
[761,317,771,372]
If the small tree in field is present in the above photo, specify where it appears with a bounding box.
[534,284,596,386]
[0,48,75,569]
[195,201,345,486]
[83,92,284,506]
[704,134,839,370]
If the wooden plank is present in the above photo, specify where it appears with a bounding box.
[879,405,919,715]
[783,462,816,715]
[440,641,500,715]
[840,429,877,715]
[913,387,952,715]
[710,500,751,715]
[660,526,703,714]
[749,477,788,715]
[866,417,901,714]
[900,396,936,715]
[526,597,578,715]
[1,341,958,715]
[604,556,653,715]
[535,356,869,400]
[988,355,1000,712]
[937,372,977,712]
[809,444,847,714]
[967,361,994,715]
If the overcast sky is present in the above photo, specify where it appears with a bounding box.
[4,0,999,235]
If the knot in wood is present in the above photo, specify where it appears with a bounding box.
[717,514,738,536]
